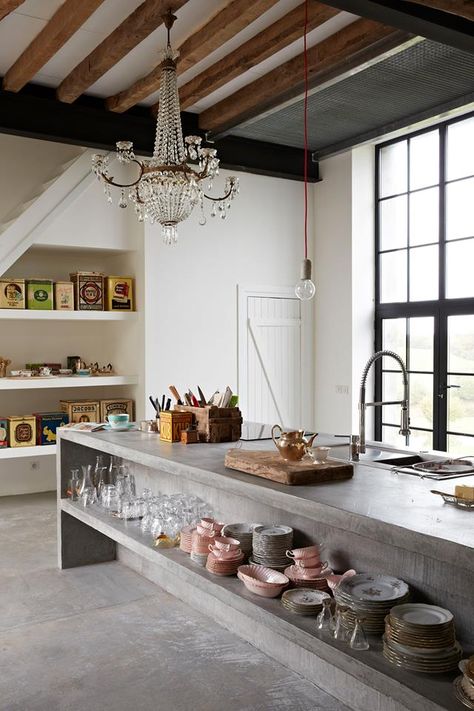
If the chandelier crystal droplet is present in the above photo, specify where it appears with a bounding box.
[91,10,239,245]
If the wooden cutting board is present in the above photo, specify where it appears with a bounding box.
[225,449,353,486]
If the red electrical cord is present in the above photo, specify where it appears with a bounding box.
[303,0,309,260]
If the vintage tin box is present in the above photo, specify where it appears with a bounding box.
[26,279,53,310]
[105,276,134,311]
[34,412,69,445]
[7,416,36,447]
[54,281,74,311]
[0,417,8,447]
[70,272,104,311]
[100,399,134,422]
[159,411,193,443]
[0,278,25,309]
[60,399,100,423]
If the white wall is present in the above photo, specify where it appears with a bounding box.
[143,168,309,420]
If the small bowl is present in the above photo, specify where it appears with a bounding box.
[19,370,32,377]
[10,370,21,376]
[77,369,90,376]
[312,446,330,463]
[237,565,289,598]
[59,368,72,375]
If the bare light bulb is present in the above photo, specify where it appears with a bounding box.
[295,258,315,301]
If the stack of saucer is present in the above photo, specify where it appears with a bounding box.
[179,524,196,553]
[222,523,258,557]
[284,545,331,592]
[384,603,462,673]
[281,588,331,616]
[334,573,410,634]
[206,536,244,576]
[251,525,293,569]
[454,657,474,708]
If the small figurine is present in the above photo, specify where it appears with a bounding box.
[0,357,11,378]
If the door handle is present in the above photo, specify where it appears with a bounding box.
[438,384,461,399]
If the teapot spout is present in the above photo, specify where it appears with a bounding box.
[306,433,318,447]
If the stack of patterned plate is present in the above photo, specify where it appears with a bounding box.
[334,573,410,634]
[383,603,462,673]
[179,524,196,553]
[281,588,331,616]
[454,657,474,708]
[222,523,258,557]
[251,525,293,569]
[206,550,245,576]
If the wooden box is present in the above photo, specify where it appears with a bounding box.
[54,282,74,311]
[175,405,242,443]
[0,417,8,447]
[26,279,53,310]
[0,278,25,309]
[60,399,100,423]
[105,276,134,311]
[7,416,36,447]
[70,272,104,311]
[34,411,69,445]
[160,411,193,443]
[100,398,134,422]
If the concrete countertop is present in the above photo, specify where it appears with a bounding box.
[58,429,474,568]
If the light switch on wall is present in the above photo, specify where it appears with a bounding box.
[335,385,349,395]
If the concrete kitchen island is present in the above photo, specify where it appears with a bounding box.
[57,429,474,711]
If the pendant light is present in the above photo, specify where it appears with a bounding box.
[295,0,315,301]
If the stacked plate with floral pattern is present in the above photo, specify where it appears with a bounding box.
[454,657,474,708]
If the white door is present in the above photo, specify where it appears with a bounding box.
[238,286,313,430]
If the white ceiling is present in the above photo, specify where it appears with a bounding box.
[0,0,357,111]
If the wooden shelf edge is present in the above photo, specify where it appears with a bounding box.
[0,445,56,459]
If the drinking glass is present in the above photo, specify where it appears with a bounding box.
[350,618,370,651]
[93,454,105,487]
[333,606,350,643]
[316,598,334,632]
[78,464,94,497]
[81,486,97,507]
[69,469,80,501]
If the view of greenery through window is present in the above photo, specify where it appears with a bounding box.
[375,114,474,454]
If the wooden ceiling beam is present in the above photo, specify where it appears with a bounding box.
[179,1,340,111]
[3,0,106,92]
[199,18,413,136]
[405,0,474,22]
[0,0,23,22]
[106,0,280,114]
[56,0,190,104]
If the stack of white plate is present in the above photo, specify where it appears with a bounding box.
[384,604,462,673]
[251,525,293,569]
[333,573,410,634]
[454,658,474,709]
[222,522,259,557]
[281,588,330,616]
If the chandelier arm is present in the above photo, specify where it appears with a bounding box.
[101,159,144,188]
[203,188,234,203]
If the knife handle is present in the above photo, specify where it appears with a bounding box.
[169,385,182,404]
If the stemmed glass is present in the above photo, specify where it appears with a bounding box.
[316,598,334,632]
[350,617,370,651]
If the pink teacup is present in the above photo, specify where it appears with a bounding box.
[293,561,328,579]
[208,545,242,560]
[196,524,215,537]
[213,536,240,551]
[286,545,320,560]
[295,555,321,569]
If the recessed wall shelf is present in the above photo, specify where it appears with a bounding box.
[0,375,138,390]
[0,445,56,459]
[0,311,137,321]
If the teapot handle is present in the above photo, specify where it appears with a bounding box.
[271,424,282,446]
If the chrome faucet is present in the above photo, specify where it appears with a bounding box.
[358,350,410,454]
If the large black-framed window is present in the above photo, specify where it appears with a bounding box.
[375,112,474,454]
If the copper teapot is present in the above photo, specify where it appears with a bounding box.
[271,424,317,462]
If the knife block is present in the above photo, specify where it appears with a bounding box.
[174,405,242,443]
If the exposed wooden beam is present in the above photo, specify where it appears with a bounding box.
[106,0,280,113]
[0,0,23,22]
[313,0,474,53]
[3,0,106,92]
[405,0,474,22]
[56,0,190,104]
[199,19,413,136]
[179,2,340,111]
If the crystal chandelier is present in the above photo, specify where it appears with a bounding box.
[92,10,239,245]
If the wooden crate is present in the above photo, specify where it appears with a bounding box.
[175,405,242,443]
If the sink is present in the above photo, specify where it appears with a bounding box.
[375,454,423,466]
[327,443,424,467]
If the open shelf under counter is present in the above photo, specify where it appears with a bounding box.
[0,444,56,459]
[0,310,137,321]
[0,375,138,390]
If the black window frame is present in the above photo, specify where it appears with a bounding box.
[374,111,474,452]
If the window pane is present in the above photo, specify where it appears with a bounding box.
[409,317,434,372]
[409,429,433,451]
[448,315,474,374]
[380,196,407,251]
[447,117,474,182]
[409,187,439,246]
[446,177,474,240]
[447,434,474,456]
[382,425,404,446]
[380,251,407,303]
[383,372,403,402]
[409,373,433,430]
[446,238,474,299]
[410,130,439,190]
[409,245,438,302]
[380,141,407,197]
[382,318,406,367]
[447,375,474,436]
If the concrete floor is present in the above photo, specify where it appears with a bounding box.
[0,493,351,711]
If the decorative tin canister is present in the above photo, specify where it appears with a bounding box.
[70,272,104,311]
[60,399,100,423]
[0,279,25,309]
[0,417,8,447]
[105,276,134,311]
[26,279,53,310]
[159,411,193,443]
[34,412,69,445]
[54,281,74,311]
[100,399,134,422]
[7,416,36,447]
